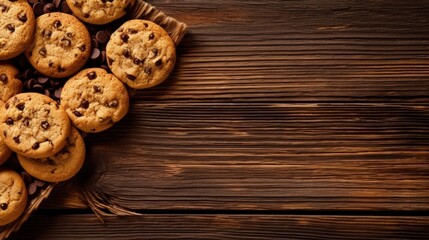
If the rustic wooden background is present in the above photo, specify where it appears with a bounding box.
[10,0,429,239]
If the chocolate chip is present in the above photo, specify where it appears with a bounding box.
[6,118,13,125]
[33,2,44,16]
[155,59,163,66]
[61,1,72,13]
[41,121,50,129]
[48,61,54,67]
[0,203,8,210]
[13,136,20,143]
[96,30,109,44]
[91,48,101,60]
[0,4,7,12]
[67,32,74,38]
[122,49,130,58]
[72,0,82,6]
[127,74,136,80]
[28,183,37,195]
[53,0,61,8]
[109,100,118,107]
[39,47,47,57]
[53,20,61,28]
[133,58,142,65]
[93,85,101,92]
[83,13,89,18]
[151,48,158,57]
[43,29,52,38]
[23,118,30,126]
[16,103,25,110]
[60,37,71,47]
[149,33,154,40]
[58,65,65,72]
[129,28,137,34]
[87,71,96,80]
[37,76,49,84]
[73,110,82,117]
[6,23,15,33]
[43,3,55,13]
[81,100,89,109]
[8,0,18,2]
[18,12,27,22]
[144,23,148,28]
[107,57,114,65]
[0,74,7,83]
[78,44,86,52]
[144,67,152,75]
[17,114,22,121]
[32,142,40,149]
[120,33,129,42]
[54,88,62,98]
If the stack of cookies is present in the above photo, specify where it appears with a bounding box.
[1,0,177,226]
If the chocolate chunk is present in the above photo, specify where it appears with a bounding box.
[79,44,86,52]
[93,85,101,92]
[13,136,20,143]
[0,4,7,12]
[23,118,30,126]
[0,203,8,210]
[127,74,136,80]
[155,59,163,66]
[18,12,27,22]
[6,118,13,125]
[42,29,52,38]
[60,37,71,47]
[43,3,55,13]
[16,103,25,110]
[120,33,129,42]
[149,33,154,40]
[96,30,109,44]
[33,2,44,16]
[0,74,7,83]
[109,100,118,107]
[41,121,50,129]
[6,24,15,33]
[87,71,96,80]
[73,110,82,117]
[144,67,152,75]
[58,65,65,72]
[61,1,72,13]
[53,20,61,28]
[32,142,40,149]
[122,49,130,58]
[39,47,47,57]
[91,48,101,60]
[81,100,89,109]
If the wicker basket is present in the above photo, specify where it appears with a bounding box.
[0,1,187,239]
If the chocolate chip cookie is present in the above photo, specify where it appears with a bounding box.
[0,168,28,226]
[66,0,135,25]
[0,63,23,106]
[25,12,91,78]
[18,127,85,182]
[0,0,36,60]
[0,93,71,158]
[61,68,129,133]
[106,19,176,89]
[0,139,11,165]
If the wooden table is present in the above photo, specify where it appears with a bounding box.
[10,0,429,239]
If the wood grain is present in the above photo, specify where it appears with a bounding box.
[132,0,429,103]
[11,215,429,240]
[43,103,429,211]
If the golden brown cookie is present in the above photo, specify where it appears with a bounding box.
[66,0,135,25]
[0,63,23,106]
[0,93,71,158]
[25,12,91,78]
[18,127,85,182]
[0,0,36,60]
[61,68,129,133]
[0,168,28,226]
[106,19,176,89]
[0,139,11,165]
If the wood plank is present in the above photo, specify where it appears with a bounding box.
[10,214,429,240]
[130,0,429,103]
[43,103,429,211]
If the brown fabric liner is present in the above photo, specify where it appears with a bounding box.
[0,1,187,238]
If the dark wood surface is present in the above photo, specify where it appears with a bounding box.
[10,0,429,239]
